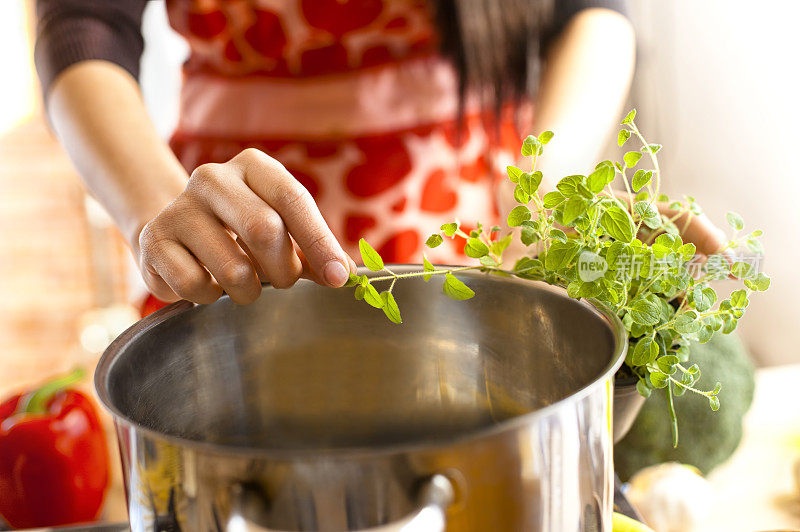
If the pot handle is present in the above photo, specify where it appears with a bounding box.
[227,474,454,532]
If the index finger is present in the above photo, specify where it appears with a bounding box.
[232,149,353,287]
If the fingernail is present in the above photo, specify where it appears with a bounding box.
[324,260,348,286]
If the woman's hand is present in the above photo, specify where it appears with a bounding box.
[137,148,356,305]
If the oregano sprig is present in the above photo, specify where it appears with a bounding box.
[346,111,769,447]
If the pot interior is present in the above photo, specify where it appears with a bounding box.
[99,269,621,450]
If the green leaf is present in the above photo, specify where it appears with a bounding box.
[507,205,532,227]
[443,273,475,300]
[631,169,653,191]
[544,240,580,270]
[621,109,636,125]
[677,243,696,261]
[513,185,531,205]
[549,228,568,242]
[490,233,513,256]
[363,283,384,308]
[543,191,565,208]
[731,261,754,279]
[506,166,522,184]
[521,135,540,157]
[358,238,384,271]
[657,355,679,375]
[464,237,489,258]
[354,285,365,300]
[744,272,770,291]
[479,255,499,267]
[587,166,614,193]
[641,144,662,154]
[344,273,360,287]
[562,196,587,225]
[538,130,554,144]
[649,370,668,388]
[624,151,643,168]
[425,234,443,248]
[692,286,716,312]
[726,211,744,231]
[520,224,538,246]
[709,396,720,411]
[618,129,631,147]
[601,206,635,243]
[381,291,402,323]
[633,201,660,230]
[730,289,749,308]
[423,255,436,281]
[675,312,701,334]
[632,336,658,365]
[441,222,458,237]
[636,379,652,398]
[630,298,661,326]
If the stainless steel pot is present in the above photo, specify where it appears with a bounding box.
[95,267,627,531]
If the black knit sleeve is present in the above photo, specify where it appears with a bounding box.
[34,0,148,98]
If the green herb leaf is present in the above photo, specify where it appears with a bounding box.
[621,109,636,125]
[490,233,513,256]
[618,129,631,147]
[381,291,402,323]
[465,237,489,258]
[587,165,614,193]
[423,255,436,281]
[744,272,770,291]
[636,379,652,398]
[624,151,643,168]
[514,185,531,204]
[632,336,658,365]
[731,262,754,279]
[425,234,443,248]
[709,396,720,411]
[633,201,661,230]
[675,312,701,334]
[359,238,384,271]
[730,289,749,308]
[649,370,668,388]
[692,286,716,312]
[630,298,661,326]
[544,240,580,270]
[441,222,458,237]
[562,196,587,225]
[344,273,361,287]
[543,191,565,208]
[726,211,744,231]
[507,205,532,227]
[641,144,662,154]
[521,135,540,157]
[443,273,475,300]
[363,283,384,308]
[601,206,635,243]
[631,169,653,191]
[538,130,554,144]
[506,166,522,184]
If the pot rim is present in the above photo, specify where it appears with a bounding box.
[95,265,628,459]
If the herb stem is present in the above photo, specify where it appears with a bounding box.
[368,266,480,283]
[666,381,679,447]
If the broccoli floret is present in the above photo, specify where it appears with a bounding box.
[615,333,755,481]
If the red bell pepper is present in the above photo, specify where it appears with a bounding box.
[0,368,110,529]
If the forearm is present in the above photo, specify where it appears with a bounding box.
[532,7,636,178]
[46,60,188,248]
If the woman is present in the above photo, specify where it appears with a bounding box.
[35,0,679,308]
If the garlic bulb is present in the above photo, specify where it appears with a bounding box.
[626,462,713,532]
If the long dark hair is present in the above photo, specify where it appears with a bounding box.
[432,0,555,113]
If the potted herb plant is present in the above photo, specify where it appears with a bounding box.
[344,110,769,446]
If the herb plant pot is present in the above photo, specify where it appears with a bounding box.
[613,374,647,443]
